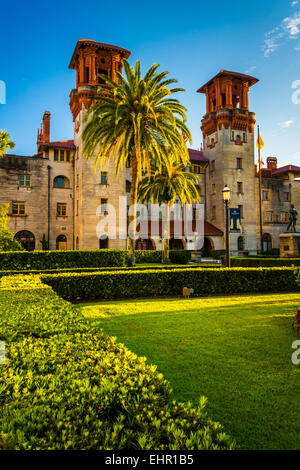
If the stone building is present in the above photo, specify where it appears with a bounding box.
[0,40,299,254]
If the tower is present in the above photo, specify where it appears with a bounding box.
[37,111,51,151]
[69,40,131,250]
[197,70,259,254]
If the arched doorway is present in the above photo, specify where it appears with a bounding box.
[14,231,35,251]
[201,237,213,257]
[56,235,67,250]
[262,233,272,252]
[135,238,154,250]
[169,238,184,250]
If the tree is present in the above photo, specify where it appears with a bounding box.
[0,204,23,251]
[82,60,192,266]
[0,131,15,158]
[138,158,200,264]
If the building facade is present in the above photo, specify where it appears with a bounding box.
[0,40,299,254]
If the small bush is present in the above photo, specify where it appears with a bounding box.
[134,250,162,264]
[169,250,191,265]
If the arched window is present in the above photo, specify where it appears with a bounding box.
[53,176,69,188]
[238,236,244,251]
[56,235,67,250]
[169,238,184,250]
[99,235,109,249]
[262,233,272,252]
[135,238,154,250]
[14,231,35,251]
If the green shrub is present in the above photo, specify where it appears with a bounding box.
[0,249,126,270]
[41,267,298,301]
[211,250,226,259]
[169,250,191,265]
[134,250,162,264]
[0,275,234,450]
[222,257,300,267]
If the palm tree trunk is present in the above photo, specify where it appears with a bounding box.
[162,202,171,264]
[128,156,138,266]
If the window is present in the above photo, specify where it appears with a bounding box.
[235,135,241,145]
[212,206,216,219]
[243,133,246,143]
[12,201,25,216]
[98,69,108,84]
[192,164,203,175]
[100,171,108,185]
[54,176,69,188]
[57,203,67,217]
[238,236,244,251]
[99,236,109,249]
[262,190,270,201]
[54,149,71,162]
[76,174,79,187]
[211,160,215,172]
[212,184,216,195]
[238,205,243,219]
[101,198,108,214]
[19,175,31,187]
[237,182,243,194]
[236,158,242,169]
[283,192,290,201]
[76,200,79,216]
[280,212,289,223]
[126,180,131,193]
[264,211,273,223]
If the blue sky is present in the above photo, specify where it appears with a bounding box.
[1,0,300,167]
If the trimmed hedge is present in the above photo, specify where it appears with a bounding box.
[41,267,299,300]
[0,249,127,270]
[134,250,162,264]
[222,257,300,267]
[0,275,233,450]
[0,264,221,278]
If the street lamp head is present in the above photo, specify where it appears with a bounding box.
[222,184,231,202]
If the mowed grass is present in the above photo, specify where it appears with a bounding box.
[80,293,300,450]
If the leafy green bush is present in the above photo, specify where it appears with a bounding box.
[0,275,234,450]
[211,250,226,259]
[41,267,298,301]
[222,257,300,267]
[0,249,126,270]
[134,250,162,264]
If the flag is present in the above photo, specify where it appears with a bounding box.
[182,132,188,143]
[256,134,264,150]
[258,158,264,166]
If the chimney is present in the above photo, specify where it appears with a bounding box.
[267,157,277,170]
[42,111,50,143]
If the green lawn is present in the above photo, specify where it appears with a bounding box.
[80,293,300,450]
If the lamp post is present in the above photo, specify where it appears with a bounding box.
[222,184,231,268]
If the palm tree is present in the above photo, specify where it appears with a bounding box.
[82,60,192,266]
[0,131,15,158]
[138,158,200,264]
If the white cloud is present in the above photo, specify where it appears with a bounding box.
[263,12,300,56]
[292,1,298,7]
[244,65,257,74]
[278,120,294,128]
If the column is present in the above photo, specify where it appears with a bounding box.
[225,79,233,108]
[242,82,249,109]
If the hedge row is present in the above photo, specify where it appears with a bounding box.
[0,249,127,270]
[0,264,221,278]
[222,257,300,267]
[0,275,233,450]
[41,267,299,300]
